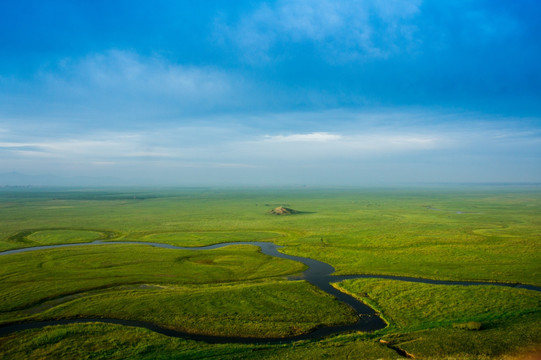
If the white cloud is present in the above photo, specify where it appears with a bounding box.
[240,132,444,162]
[1,110,539,184]
[0,122,444,171]
[218,0,421,62]
[89,51,231,97]
[264,132,341,142]
[1,50,248,121]
[0,133,152,160]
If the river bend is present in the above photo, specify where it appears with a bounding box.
[0,240,539,343]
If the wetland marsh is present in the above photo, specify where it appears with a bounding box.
[0,187,540,359]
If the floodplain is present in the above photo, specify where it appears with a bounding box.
[0,186,540,359]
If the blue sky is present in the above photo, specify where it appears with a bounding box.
[0,0,540,186]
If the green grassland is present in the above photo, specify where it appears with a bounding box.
[334,278,541,359]
[1,187,539,284]
[0,244,306,313]
[0,186,540,358]
[0,323,404,360]
[30,281,355,338]
[2,313,540,359]
[141,231,282,246]
[26,230,105,245]
[336,278,541,332]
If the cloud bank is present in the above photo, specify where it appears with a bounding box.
[0,50,249,125]
[1,110,539,185]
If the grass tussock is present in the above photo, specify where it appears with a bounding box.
[453,321,484,331]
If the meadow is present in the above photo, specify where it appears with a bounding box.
[0,186,540,359]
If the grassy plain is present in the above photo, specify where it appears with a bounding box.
[27,230,104,245]
[0,323,403,360]
[2,315,540,359]
[34,281,355,338]
[1,187,539,284]
[0,186,540,359]
[0,245,311,314]
[336,278,541,332]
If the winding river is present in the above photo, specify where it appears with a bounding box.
[0,240,539,343]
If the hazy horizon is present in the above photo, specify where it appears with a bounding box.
[1,1,540,186]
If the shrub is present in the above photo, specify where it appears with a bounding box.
[453,321,484,331]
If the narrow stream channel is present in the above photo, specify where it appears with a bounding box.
[0,240,539,343]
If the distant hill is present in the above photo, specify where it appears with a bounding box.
[270,206,300,215]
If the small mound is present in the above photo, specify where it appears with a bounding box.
[270,206,300,215]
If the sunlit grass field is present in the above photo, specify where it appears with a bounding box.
[0,186,540,359]
[336,278,541,332]
[0,244,306,313]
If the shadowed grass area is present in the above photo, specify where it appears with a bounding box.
[1,318,540,360]
[0,323,401,360]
